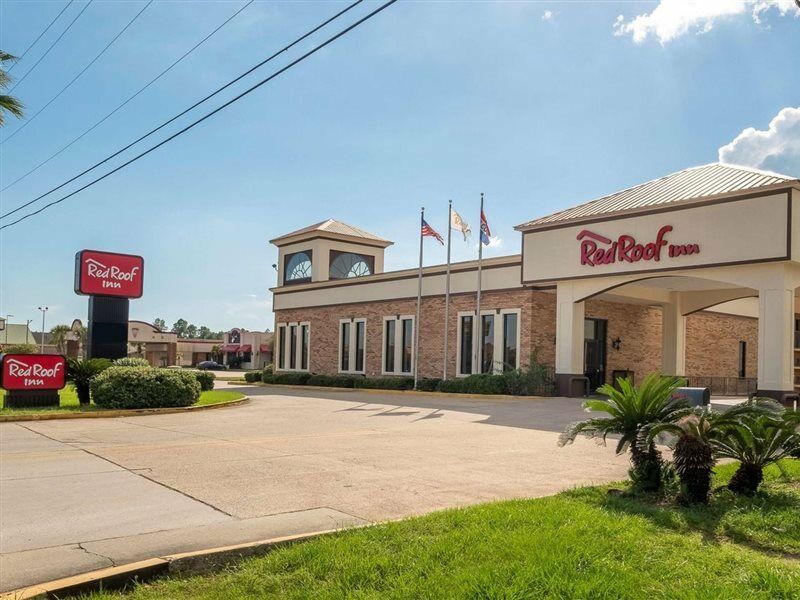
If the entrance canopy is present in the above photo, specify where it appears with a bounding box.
[516,163,800,400]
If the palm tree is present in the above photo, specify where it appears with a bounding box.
[711,408,800,495]
[0,51,23,125]
[559,373,688,492]
[640,400,777,504]
[49,324,72,355]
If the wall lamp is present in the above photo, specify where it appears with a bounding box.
[611,337,622,351]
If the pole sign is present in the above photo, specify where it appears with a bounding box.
[75,250,144,299]
[0,354,67,391]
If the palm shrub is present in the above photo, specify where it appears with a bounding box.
[711,406,800,495]
[113,357,150,367]
[560,373,688,492]
[640,401,772,504]
[67,358,113,404]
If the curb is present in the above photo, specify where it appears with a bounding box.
[0,528,346,600]
[0,396,249,423]
[244,382,550,401]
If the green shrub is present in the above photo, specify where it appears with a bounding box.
[307,374,359,388]
[263,372,312,386]
[357,377,415,390]
[264,364,274,375]
[195,370,216,391]
[113,357,150,367]
[0,343,39,354]
[440,374,509,395]
[415,378,442,392]
[244,371,262,383]
[67,358,113,405]
[91,366,201,409]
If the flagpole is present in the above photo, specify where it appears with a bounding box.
[443,200,453,380]
[414,206,425,390]
[474,193,484,374]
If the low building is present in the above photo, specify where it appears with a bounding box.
[0,321,37,350]
[221,328,273,369]
[270,164,800,402]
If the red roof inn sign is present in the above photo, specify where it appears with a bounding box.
[75,250,144,299]
[0,354,67,391]
[578,225,700,267]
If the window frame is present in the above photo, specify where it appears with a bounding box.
[381,315,415,376]
[456,308,521,377]
[282,250,313,285]
[275,321,311,372]
[338,318,367,375]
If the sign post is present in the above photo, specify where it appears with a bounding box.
[74,250,144,360]
[1,354,67,408]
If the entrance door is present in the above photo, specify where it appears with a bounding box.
[584,318,607,392]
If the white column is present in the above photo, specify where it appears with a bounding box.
[757,287,795,394]
[661,292,686,376]
[555,281,585,379]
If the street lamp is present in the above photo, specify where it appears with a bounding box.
[37,307,48,353]
[4,314,13,345]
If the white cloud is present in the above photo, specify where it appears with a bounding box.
[718,107,800,175]
[613,0,799,44]
[487,236,503,248]
[542,10,554,22]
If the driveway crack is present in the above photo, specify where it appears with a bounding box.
[77,543,116,568]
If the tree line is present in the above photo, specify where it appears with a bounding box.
[153,318,225,340]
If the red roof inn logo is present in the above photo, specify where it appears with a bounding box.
[1,354,67,391]
[75,250,144,298]
[577,225,700,267]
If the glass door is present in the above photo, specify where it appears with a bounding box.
[584,318,607,392]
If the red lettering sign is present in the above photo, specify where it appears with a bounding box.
[1,354,67,391]
[577,226,700,267]
[75,250,144,298]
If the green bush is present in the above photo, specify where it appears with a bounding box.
[67,358,113,405]
[113,357,150,367]
[307,374,359,388]
[244,371,262,383]
[414,378,442,392]
[0,343,39,354]
[262,372,312,386]
[440,374,510,395]
[357,377,415,390]
[91,366,201,409]
[264,364,274,375]
[195,370,216,391]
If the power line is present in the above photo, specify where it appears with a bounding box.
[2,0,254,192]
[9,0,94,93]
[8,1,74,71]
[4,0,154,143]
[0,0,365,220]
[0,0,399,231]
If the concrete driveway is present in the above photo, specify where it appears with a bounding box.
[1,385,630,592]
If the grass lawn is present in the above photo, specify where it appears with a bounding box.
[0,387,244,415]
[89,460,800,599]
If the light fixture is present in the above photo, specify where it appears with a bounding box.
[612,337,622,350]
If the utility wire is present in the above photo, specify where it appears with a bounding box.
[8,1,74,71]
[0,0,364,220]
[9,0,93,92]
[2,0,253,192]
[0,0,399,231]
[4,0,154,143]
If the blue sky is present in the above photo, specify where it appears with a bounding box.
[1,0,798,333]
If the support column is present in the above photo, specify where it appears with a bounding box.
[661,292,686,377]
[756,287,796,403]
[555,281,586,397]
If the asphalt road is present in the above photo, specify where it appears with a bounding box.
[1,385,631,592]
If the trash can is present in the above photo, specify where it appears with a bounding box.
[675,387,710,407]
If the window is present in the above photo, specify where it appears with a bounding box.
[503,313,518,372]
[283,251,312,283]
[276,322,310,372]
[459,315,473,375]
[738,341,746,378]
[382,316,414,375]
[339,318,366,374]
[457,309,520,376]
[329,251,374,279]
[384,320,395,373]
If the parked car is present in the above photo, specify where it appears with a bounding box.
[197,361,226,370]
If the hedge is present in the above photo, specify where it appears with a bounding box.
[91,366,201,409]
[112,357,150,367]
[195,370,216,391]
[243,371,262,383]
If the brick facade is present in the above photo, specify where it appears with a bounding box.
[276,287,759,384]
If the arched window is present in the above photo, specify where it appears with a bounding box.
[284,251,312,283]
[329,252,373,279]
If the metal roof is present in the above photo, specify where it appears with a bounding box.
[516,163,798,230]
[271,219,393,245]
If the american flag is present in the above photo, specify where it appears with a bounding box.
[480,210,492,246]
[421,218,444,245]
